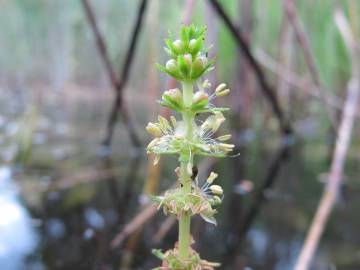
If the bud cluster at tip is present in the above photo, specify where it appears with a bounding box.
[157,24,214,82]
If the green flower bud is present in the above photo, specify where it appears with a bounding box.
[177,55,190,77]
[210,185,223,196]
[191,55,208,79]
[192,91,208,108]
[146,122,162,137]
[189,38,202,55]
[161,88,184,112]
[165,59,178,73]
[183,53,192,67]
[163,88,182,103]
[172,39,184,54]
[189,39,197,50]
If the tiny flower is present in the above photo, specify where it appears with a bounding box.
[216,134,232,141]
[215,83,226,94]
[147,137,160,149]
[158,116,171,132]
[201,112,225,133]
[215,88,230,97]
[146,122,162,137]
[218,143,235,152]
[206,172,218,184]
[209,185,223,196]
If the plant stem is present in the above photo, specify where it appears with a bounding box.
[178,81,194,259]
[178,158,192,259]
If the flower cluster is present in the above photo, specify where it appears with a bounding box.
[151,170,224,226]
[146,82,234,163]
[159,80,230,115]
[157,25,214,81]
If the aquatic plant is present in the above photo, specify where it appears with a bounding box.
[147,24,233,270]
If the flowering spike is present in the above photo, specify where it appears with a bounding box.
[149,24,235,268]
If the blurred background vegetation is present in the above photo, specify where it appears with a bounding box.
[0,0,359,269]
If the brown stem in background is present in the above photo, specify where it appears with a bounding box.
[208,0,292,136]
[81,0,118,89]
[284,0,337,130]
[276,7,294,113]
[255,49,360,117]
[103,0,148,147]
[294,8,360,270]
[81,0,147,148]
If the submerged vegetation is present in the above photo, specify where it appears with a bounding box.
[146,25,233,269]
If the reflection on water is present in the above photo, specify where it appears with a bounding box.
[0,167,42,270]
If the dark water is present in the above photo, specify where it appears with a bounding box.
[0,88,359,270]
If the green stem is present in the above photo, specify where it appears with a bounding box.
[178,157,192,259]
[178,81,194,259]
